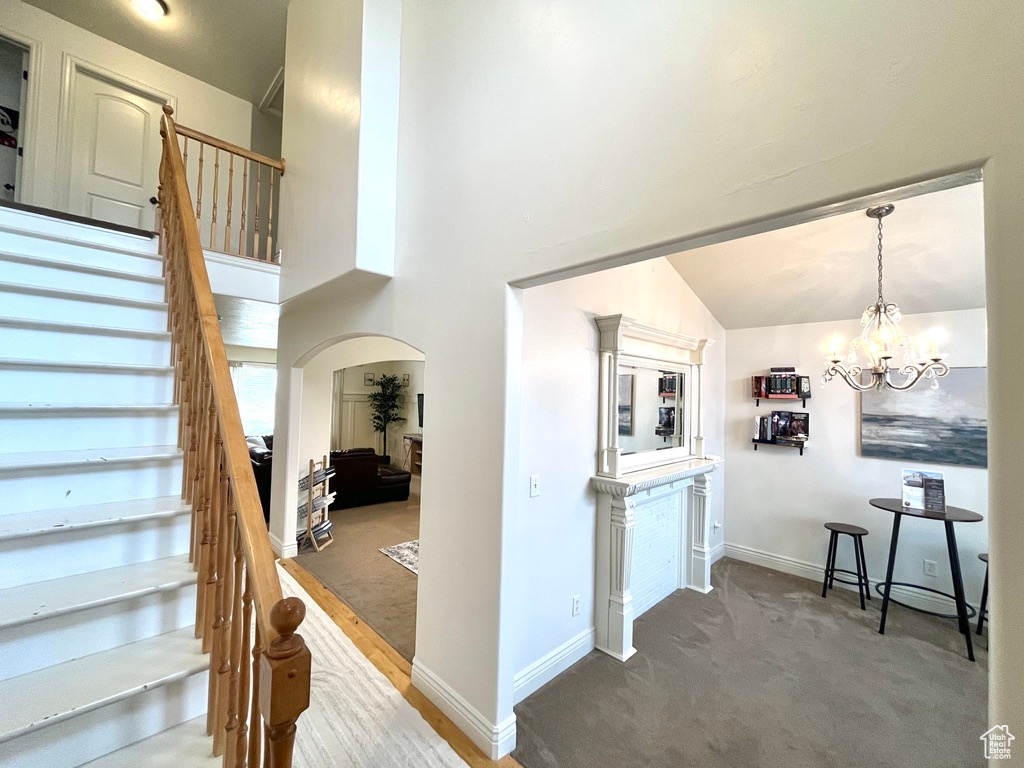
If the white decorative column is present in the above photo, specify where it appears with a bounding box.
[602,496,637,661]
[687,472,714,593]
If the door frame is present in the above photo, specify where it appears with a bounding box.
[0,27,42,205]
[55,53,177,214]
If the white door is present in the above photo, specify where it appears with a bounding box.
[67,71,165,230]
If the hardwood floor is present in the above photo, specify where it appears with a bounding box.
[280,559,522,768]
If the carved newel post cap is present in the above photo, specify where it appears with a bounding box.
[162,103,174,116]
[271,597,305,639]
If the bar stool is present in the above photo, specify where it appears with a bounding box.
[976,553,989,635]
[821,522,870,610]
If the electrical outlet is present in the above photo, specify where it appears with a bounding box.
[572,594,581,617]
[529,474,540,498]
[923,559,937,577]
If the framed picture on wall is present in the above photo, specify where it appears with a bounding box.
[617,374,634,436]
[364,372,376,387]
[402,374,410,387]
[860,366,988,467]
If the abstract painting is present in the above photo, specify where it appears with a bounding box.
[860,367,987,468]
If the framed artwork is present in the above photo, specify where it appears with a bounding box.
[860,366,987,468]
[364,372,376,386]
[617,374,634,436]
[402,374,410,387]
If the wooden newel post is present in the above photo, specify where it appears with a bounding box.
[259,597,311,768]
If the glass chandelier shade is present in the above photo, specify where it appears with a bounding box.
[822,204,950,392]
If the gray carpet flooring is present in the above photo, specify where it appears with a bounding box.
[295,477,419,662]
[513,558,988,768]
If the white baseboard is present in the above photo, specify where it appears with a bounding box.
[411,660,516,759]
[723,542,960,615]
[269,532,298,559]
[513,627,595,704]
[709,542,726,564]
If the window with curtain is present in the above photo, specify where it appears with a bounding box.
[229,362,277,437]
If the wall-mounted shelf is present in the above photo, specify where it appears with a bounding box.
[755,395,808,408]
[752,439,806,456]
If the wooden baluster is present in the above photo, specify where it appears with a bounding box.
[224,522,245,767]
[248,621,263,768]
[236,570,253,767]
[202,409,220,653]
[196,143,205,229]
[212,479,234,754]
[183,136,189,195]
[252,164,262,261]
[266,168,275,262]
[211,147,220,251]
[238,159,248,258]
[261,599,312,768]
[224,153,234,253]
[194,365,212,634]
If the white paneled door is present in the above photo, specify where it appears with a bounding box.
[67,71,164,231]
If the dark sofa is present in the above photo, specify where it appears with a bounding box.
[329,448,411,510]
[248,438,411,519]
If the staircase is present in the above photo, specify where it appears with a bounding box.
[0,204,218,767]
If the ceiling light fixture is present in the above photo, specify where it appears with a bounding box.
[132,0,168,21]
[821,204,950,392]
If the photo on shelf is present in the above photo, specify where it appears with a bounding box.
[656,406,676,436]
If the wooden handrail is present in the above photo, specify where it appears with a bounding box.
[159,104,310,767]
[176,123,285,173]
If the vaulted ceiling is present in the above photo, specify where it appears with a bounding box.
[23,0,288,105]
[666,183,986,330]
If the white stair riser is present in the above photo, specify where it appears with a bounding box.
[0,583,197,682]
[0,366,174,406]
[0,231,162,276]
[0,458,183,517]
[0,670,208,768]
[0,258,164,302]
[0,287,168,331]
[0,326,170,365]
[0,410,178,453]
[0,514,190,589]
[0,209,158,255]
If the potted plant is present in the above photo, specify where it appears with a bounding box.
[368,373,405,463]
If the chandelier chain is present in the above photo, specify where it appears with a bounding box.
[876,216,884,305]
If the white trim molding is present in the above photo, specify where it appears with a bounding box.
[411,660,516,759]
[269,531,298,559]
[723,542,959,614]
[513,628,595,704]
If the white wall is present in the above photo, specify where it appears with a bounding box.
[0,0,253,211]
[279,0,401,299]
[274,1,1024,753]
[724,309,989,603]
[513,257,725,701]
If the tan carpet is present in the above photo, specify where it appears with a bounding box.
[514,558,988,768]
[295,477,419,662]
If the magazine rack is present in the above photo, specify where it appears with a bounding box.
[298,455,335,552]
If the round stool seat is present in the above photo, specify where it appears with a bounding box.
[979,552,988,563]
[825,522,868,536]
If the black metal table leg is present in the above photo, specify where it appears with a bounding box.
[878,513,902,634]
[821,531,836,598]
[977,565,989,636]
[857,535,871,600]
[944,521,975,661]
[853,535,866,610]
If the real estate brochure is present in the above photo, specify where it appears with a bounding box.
[901,469,946,512]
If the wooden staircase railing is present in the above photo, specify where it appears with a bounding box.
[175,118,285,262]
[158,105,310,768]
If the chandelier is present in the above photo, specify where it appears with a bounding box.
[821,204,950,392]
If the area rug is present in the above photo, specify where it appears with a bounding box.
[379,539,419,574]
[277,564,462,767]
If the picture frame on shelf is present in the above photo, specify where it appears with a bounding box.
[656,406,676,436]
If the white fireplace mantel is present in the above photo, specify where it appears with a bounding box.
[592,457,722,662]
